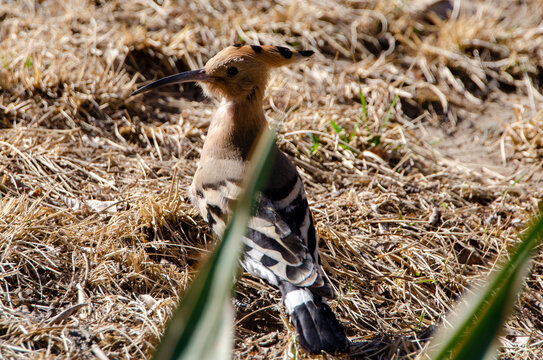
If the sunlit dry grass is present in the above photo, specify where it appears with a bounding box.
[1,0,542,359]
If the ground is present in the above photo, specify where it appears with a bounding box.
[1,0,542,359]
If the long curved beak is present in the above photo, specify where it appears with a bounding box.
[130,68,212,96]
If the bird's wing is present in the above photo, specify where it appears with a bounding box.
[245,175,324,288]
[191,150,333,297]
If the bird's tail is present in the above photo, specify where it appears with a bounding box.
[279,282,350,355]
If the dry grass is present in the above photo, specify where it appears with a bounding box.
[1,0,542,359]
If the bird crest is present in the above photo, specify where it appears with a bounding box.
[206,44,314,69]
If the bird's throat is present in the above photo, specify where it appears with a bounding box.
[203,98,267,161]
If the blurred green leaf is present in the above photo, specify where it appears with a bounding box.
[152,129,277,360]
[426,210,543,360]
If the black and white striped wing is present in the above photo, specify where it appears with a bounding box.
[191,157,332,297]
[243,175,330,293]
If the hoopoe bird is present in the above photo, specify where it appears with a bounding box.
[131,45,350,355]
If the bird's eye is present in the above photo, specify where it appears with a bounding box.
[226,67,239,77]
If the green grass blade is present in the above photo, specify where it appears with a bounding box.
[426,211,543,360]
[381,94,398,133]
[346,88,367,143]
[310,133,320,153]
[330,119,343,134]
[359,87,370,133]
[152,129,277,360]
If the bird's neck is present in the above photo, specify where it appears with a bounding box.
[203,97,267,160]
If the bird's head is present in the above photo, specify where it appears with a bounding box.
[131,45,313,102]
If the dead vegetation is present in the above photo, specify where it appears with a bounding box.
[0,0,542,359]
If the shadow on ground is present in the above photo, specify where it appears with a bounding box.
[348,326,434,359]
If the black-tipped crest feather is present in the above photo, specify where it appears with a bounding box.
[298,50,314,57]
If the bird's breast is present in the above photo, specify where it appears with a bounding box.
[190,156,247,236]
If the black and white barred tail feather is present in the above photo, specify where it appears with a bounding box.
[279,282,350,354]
